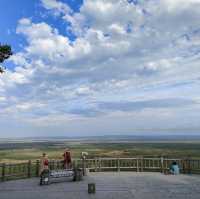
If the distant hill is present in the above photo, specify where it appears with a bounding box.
[1,134,200,143]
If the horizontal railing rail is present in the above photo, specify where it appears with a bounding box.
[1,157,200,181]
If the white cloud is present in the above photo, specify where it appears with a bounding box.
[16,102,46,111]
[41,0,72,15]
[1,0,200,136]
[75,86,91,95]
[0,69,31,87]
[162,0,200,12]
[109,23,126,35]
[17,19,92,62]
[0,96,6,102]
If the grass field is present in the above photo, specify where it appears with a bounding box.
[1,138,200,163]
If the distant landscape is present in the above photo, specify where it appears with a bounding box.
[1,135,200,163]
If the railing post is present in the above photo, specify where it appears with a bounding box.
[1,163,5,181]
[136,158,139,172]
[95,158,97,172]
[27,160,31,178]
[56,160,59,170]
[141,157,144,172]
[99,158,102,172]
[82,157,86,176]
[185,157,191,174]
[182,159,186,174]
[117,159,120,172]
[188,158,192,174]
[160,157,164,173]
[36,160,40,177]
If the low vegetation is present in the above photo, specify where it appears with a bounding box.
[1,140,200,163]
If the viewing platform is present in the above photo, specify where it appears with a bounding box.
[1,172,200,199]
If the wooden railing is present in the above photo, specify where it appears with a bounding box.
[1,157,200,181]
[0,160,40,181]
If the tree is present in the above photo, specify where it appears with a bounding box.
[0,44,12,73]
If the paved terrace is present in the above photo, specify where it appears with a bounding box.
[0,172,200,199]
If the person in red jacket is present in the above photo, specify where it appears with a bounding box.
[40,153,49,185]
[63,148,72,169]
[40,153,49,174]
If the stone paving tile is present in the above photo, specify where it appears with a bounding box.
[0,172,200,199]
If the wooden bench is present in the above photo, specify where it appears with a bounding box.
[40,168,83,185]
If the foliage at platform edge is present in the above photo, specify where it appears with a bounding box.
[0,43,12,73]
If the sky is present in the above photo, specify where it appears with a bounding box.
[0,0,200,138]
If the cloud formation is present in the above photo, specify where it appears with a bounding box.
[1,0,200,137]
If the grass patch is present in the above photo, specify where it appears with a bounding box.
[1,141,200,163]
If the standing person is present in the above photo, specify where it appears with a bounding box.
[40,153,49,174]
[63,148,72,169]
[40,153,49,185]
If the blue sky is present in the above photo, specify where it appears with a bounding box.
[0,0,35,52]
[0,0,82,53]
[0,0,200,137]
